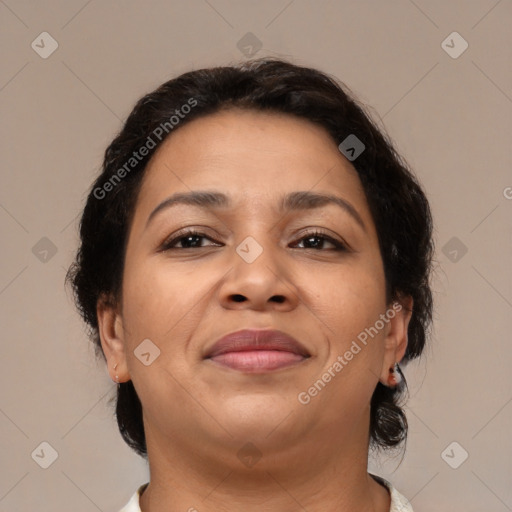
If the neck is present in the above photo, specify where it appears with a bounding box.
[138,411,391,512]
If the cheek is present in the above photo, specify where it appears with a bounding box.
[302,260,389,393]
[306,268,388,412]
[121,256,211,346]
[120,260,204,397]
[303,260,387,336]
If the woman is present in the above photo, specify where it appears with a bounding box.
[66,57,433,511]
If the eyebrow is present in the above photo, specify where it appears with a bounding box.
[145,190,366,232]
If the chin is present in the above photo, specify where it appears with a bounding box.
[215,395,294,434]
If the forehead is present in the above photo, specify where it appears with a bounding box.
[135,108,367,214]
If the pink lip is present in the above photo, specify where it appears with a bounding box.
[204,329,310,372]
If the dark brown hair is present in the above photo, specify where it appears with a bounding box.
[66,57,434,458]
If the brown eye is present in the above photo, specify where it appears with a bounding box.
[292,231,347,251]
[161,230,222,250]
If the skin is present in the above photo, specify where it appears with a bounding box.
[97,108,413,512]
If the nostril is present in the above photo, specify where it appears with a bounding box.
[229,294,286,304]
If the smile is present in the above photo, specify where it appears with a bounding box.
[204,328,311,373]
[207,349,308,372]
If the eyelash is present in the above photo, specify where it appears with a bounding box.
[160,229,348,252]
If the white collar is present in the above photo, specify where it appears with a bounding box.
[119,475,414,511]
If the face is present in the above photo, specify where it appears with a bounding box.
[98,108,411,466]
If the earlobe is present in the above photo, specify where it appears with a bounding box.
[96,293,129,383]
[388,362,403,387]
[379,295,413,388]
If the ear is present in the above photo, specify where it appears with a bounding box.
[378,294,414,387]
[96,293,130,383]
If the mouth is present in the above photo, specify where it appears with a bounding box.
[204,329,311,373]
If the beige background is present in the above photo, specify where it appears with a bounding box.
[1,1,511,511]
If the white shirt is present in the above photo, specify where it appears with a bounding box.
[119,474,414,511]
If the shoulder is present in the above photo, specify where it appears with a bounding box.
[118,482,148,512]
[370,474,414,512]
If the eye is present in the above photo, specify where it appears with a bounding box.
[160,229,222,250]
[291,230,347,251]
[159,228,348,252]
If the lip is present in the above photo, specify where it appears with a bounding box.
[204,329,310,372]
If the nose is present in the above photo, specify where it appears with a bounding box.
[218,235,300,312]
